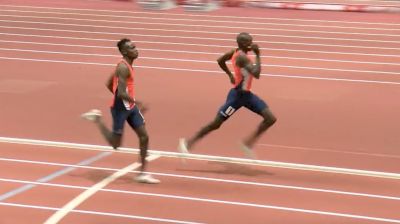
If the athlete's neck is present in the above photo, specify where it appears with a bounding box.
[238,47,249,54]
[123,56,134,65]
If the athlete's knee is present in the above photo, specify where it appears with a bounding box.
[271,115,278,124]
[138,133,149,144]
[263,114,277,127]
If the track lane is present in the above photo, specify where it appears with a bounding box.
[1,37,399,66]
[2,49,400,80]
[1,145,400,223]
[1,26,399,55]
[1,2,400,24]
[0,58,399,172]
[0,14,399,41]
[1,21,400,50]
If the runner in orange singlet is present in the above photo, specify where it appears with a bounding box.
[81,38,159,184]
[179,32,277,159]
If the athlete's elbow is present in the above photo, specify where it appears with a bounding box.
[252,70,261,79]
[106,84,113,92]
[217,59,225,67]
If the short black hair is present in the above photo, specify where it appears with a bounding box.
[117,38,131,53]
[236,32,250,43]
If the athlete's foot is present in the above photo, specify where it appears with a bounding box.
[178,138,190,154]
[178,138,190,163]
[81,109,102,122]
[134,173,160,184]
[240,142,257,159]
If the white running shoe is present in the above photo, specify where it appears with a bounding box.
[134,174,160,184]
[178,138,190,163]
[178,138,189,154]
[81,109,102,122]
[240,143,257,159]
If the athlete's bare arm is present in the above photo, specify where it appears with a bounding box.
[217,49,236,84]
[116,63,135,103]
[105,73,114,93]
[236,44,261,79]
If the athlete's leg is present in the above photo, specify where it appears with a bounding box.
[243,108,276,148]
[97,119,122,149]
[81,109,122,149]
[185,115,225,151]
[133,125,149,172]
[128,107,159,184]
[243,93,277,149]
[182,88,242,152]
[126,107,148,171]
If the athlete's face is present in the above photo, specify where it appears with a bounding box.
[123,41,139,59]
[237,34,253,52]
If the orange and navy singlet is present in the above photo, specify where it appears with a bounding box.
[110,59,135,110]
[216,49,267,120]
[231,49,253,91]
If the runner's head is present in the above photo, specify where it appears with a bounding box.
[236,32,253,52]
[117,38,138,59]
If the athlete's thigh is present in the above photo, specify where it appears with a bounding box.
[218,88,244,120]
[126,106,145,130]
[244,92,268,116]
[260,107,276,121]
[111,107,129,135]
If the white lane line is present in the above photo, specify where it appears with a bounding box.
[0,151,111,201]
[0,137,400,180]
[0,56,399,86]
[141,172,400,201]
[258,143,400,159]
[2,26,399,51]
[0,180,399,223]
[0,9,397,31]
[2,160,400,201]
[43,154,160,224]
[1,19,400,44]
[1,14,399,36]
[0,202,202,224]
[1,46,399,66]
[0,4,399,27]
[2,34,400,58]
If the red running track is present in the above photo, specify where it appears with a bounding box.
[0,0,399,223]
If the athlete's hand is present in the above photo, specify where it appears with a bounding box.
[251,44,260,56]
[140,104,149,114]
[136,101,149,114]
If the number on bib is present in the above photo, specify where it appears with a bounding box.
[225,106,236,116]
